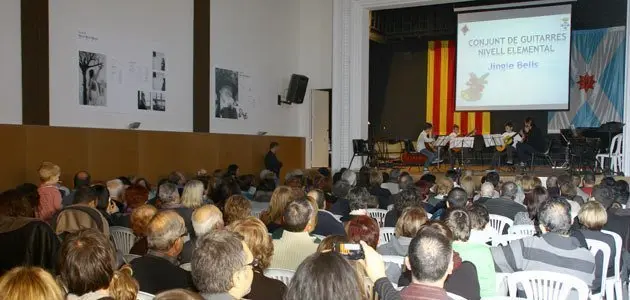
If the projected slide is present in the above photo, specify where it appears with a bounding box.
[455,5,572,111]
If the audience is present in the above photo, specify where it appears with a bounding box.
[467,203,497,244]
[154,289,204,300]
[270,198,318,270]
[181,180,205,210]
[581,172,596,196]
[55,185,110,237]
[260,186,295,233]
[591,185,630,250]
[513,186,548,226]
[228,217,287,300]
[129,204,159,255]
[158,182,194,236]
[36,162,63,223]
[223,195,251,225]
[378,207,427,281]
[345,215,380,249]
[476,182,526,221]
[106,179,126,211]
[345,187,371,221]
[0,266,64,300]
[368,170,393,209]
[62,171,91,207]
[191,230,254,300]
[384,187,426,227]
[308,189,345,236]
[382,169,401,195]
[180,204,224,263]
[131,211,193,294]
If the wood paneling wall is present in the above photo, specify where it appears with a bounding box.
[0,124,305,191]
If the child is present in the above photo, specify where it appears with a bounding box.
[36,162,62,223]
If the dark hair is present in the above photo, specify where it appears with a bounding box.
[414,180,432,201]
[347,187,370,211]
[420,173,436,184]
[394,188,422,215]
[191,231,245,294]
[0,189,34,218]
[446,187,468,209]
[485,172,500,188]
[453,124,459,129]
[445,169,459,184]
[117,176,132,186]
[444,209,471,242]
[73,186,97,205]
[237,175,256,191]
[270,142,279,149]
[212,178,241,210]
[424,122,433,130]
[382,172,390,183]
[15,183,39,214]
[524,117,534,125]
[59,229,116,295]
[283,198,313,232]
[467,204,489,230]
[285,252,365,300]
[345,215,380,249]
[399,174,415,190]
[408,228,453,282]
[73,171,91,188]
[226,164,239,178]
[592,185,615,209]
[504,121,513,128]
[538,197,571,234]
[614,180,629,200]
[125,184,149,210]
[583,172,596,185]
[93,185,110,211]
[524,186,548,221]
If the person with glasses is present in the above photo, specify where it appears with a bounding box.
[191,230,255,300]
[131,210,194,294]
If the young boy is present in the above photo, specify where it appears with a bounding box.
[36,162,62,223]
[416,123,437,171]
[491,122,521,168]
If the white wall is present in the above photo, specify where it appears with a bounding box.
[0,0,22,125]
[49,0,194,132]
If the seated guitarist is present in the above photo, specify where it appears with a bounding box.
[491,121,520,168]
[416,122,437,171]
[517,117,546,167]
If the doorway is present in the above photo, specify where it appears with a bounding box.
[311,89,331,168]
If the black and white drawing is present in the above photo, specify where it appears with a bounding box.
[153,71,166,91]
[79,51,107,106]
[151,92,166,111]
[137,90,150,110]
[152,51,166,71]
[215,67,247,119]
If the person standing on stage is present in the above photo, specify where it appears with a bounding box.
[491,122,521,168]
[517,117,546,167]
[416,123,437,172]
[264,142,283,178]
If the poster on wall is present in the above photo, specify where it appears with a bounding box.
[152,51,166,71]
[78,51,107,106]
[137,90,150,110]
[151,92,166,111]
[215,67,247,120]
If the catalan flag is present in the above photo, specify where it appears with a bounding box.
[426,40,491,136]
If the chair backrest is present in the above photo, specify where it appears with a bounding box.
[379,227,396,246]
[110,226,137,255]
[264,268,295,286]
[251,210,263,219]
[312,234,326,241]
[381,255,405,267]
[491,234,527,247]
[601,230,622,279]
[137,291,155,300]
[123,254,141,264]
[447,292,468,300]
[179,262,191,272]
[367,209,388,227]
[508,224,536,236]
[585,239,611,297]
[610,133,623,155]
[426,212,432,219]
[488,214,513,235]
[319,209,343,223]
[507,270,589,300]
[386,204,394,211]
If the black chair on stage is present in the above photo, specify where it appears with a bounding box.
[529,139,554,170]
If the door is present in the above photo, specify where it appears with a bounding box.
[311,90,330,168]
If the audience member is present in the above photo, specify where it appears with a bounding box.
[131,211,193,294]
[107,179,126,212]
[431,187,469,220]
[55,185,110,237]
[154,289,203,300]
[228,217,287,300]
[93,184,118,226]
[382,169,401,195]
[260,186,295,233]
[368,170,392,209]
[384,187,428,227]
[476,182,526,221]
[253,170,276,203]
[445,209,496,297]
[459,176,476,201]
[129,204,159,256]
[476,182,496,202]
[308,189,345,236]
[345,215,380,250]
[513,186,548,226]
[119,184,150,225]
[180,205,224,263]
[577,201,616,293]
[0,189,59,275]
[428,177,454,206]
[158,182,194,236]
[572,175,590,200]
[341,170,357,186]
[238,174,257,200]
[36,162,62,223]
[581,172,596,196]
[181,180,205,210]
[329,180,352,217]
[467,203,497,244]
[491,198,595,294]
[592,185,630,250]
[62,171,91,207]
[559,182,583,217]
[0,266,64,300]
[223,195,252,225]
[191,230,254,300]
[345,187,371,221]
[270,198,318,270]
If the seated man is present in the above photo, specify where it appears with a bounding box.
[55,185,110,238]
[309,189,345,237]
[491,198,595,295]
[191,230,254,300]
[516,117,546,167]
[416,122,438,172]
[476,182,526,221]
[180,204,224,263]
[270,198,318,270]
[401,226,454,300]
[131,210,193,294]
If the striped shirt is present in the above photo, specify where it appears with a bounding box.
[491,232,595,289]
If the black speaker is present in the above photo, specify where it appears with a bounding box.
[287,74,309,104]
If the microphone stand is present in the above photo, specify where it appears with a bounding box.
[558,130,570,169]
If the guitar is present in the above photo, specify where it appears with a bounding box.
[495,132,520,152]
[424,132,437,152]
[451,129,476,153]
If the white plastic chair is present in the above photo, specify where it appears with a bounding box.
[507,271,590,300]
[491,234,527,247]
[137,291,155,300]
[319,209,343,223]
[601,230,622,300]
[312,234,326,241]
[585,239,611,300]
[447,292,468,300]
[251,210,263,219]
[387,204,394,211]
[489,214,513,235]
[426,212,432,219]
[123,254,141,264]
[264,268,295,286]
[110,226,137,255]
[508,224,536,236]
[179,262,191,271]
[480,297,520,300]
[495,273,510,296]
[379,227,396,246]
[381,255,405,267]
[367,208,388,227]
[596,133,623,173]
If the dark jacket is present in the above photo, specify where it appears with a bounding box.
[264,151,283,176]
[369,187,393,210]
[160,205,194,238]
[131,252,194,294]
[0,216,60,275]
[525,125,545,151]
[130,237,149,256]
[476,197,527,220]
[246,270,287,300]
[312,210,346,237]
[329,198,350,220]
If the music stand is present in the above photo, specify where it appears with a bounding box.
[451,137,474,168]
[434,136,449,169]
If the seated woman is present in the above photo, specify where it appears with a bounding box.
[260,186,295,234]
[129,204,158,255]
[577,201,616,294]
[0,267,64,300]
[467,204,497,245]
[513,186,548,226]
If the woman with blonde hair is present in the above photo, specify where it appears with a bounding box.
[459,176,476,201]
[578,201,615,293]
[228,217,286,300]
[429,177,454,206]
[0,267,64,300]
[181,180,205,209]
[259,186,296,233]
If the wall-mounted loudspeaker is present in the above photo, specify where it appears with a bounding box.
[286,74,309,104]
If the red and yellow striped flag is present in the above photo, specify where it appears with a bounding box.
[426,40,491,136]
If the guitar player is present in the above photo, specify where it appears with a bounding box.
[491,121,521,168]
[416,122,437,171]
[517,117,546,167]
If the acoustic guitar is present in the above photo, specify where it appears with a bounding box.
[451,129,476,153]
[495,132,520,152]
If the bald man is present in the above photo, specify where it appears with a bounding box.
[180,205,224,263]
[62,170,91,206]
